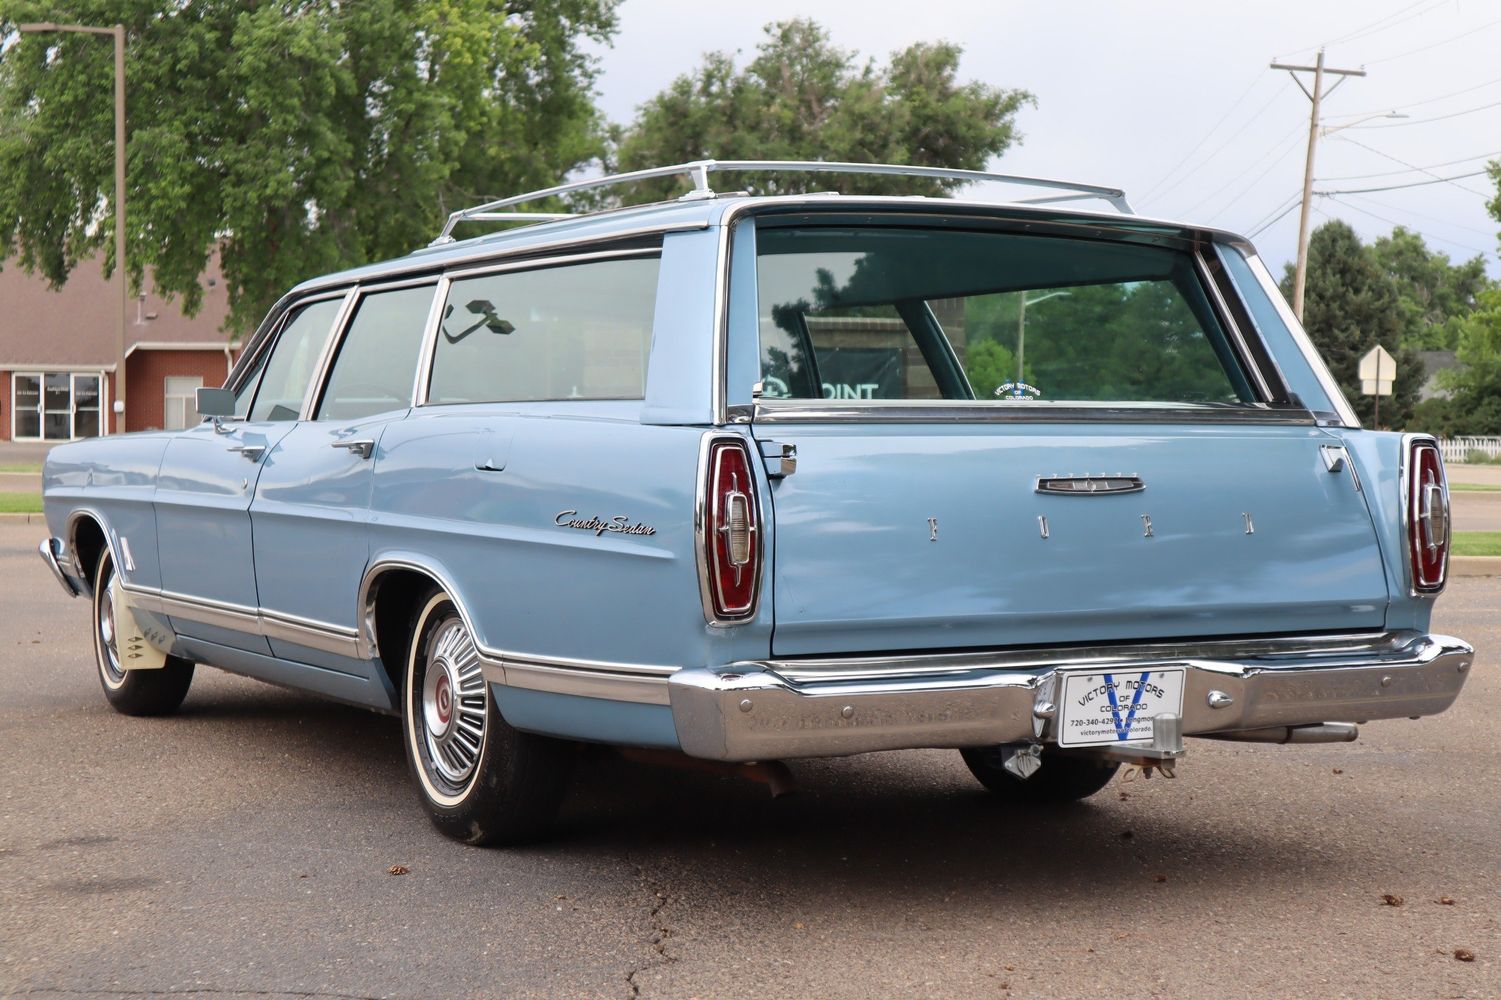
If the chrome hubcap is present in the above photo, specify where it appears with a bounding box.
[421,617,486,787]
[97,567,125,687]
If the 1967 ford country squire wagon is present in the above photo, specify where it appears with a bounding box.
[40,160,1474,844]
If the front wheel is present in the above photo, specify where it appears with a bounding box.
[960,746,1119,804]
[91,549,194,716]
[402,592,575,845]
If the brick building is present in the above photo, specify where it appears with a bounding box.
[0,256,235,442]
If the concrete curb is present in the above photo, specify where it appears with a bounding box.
[1451,555,1501,577]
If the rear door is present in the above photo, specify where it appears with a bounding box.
[746,221,1388,656]
[250,281,436,671]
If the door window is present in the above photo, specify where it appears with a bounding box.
[10,372,102,440]
[428,255,660,404]
[246,297,344,422]
[72,374,101,437]
[315,285,434,421]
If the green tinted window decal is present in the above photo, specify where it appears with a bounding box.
[754,227,1255,407]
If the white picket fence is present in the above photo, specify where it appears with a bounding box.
[1438,436,1501,464]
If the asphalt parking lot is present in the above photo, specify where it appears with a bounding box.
[1,520,1497,999]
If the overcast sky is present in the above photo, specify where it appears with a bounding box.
[588,0,1501,277]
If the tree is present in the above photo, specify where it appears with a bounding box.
[1434,288,1501,435]
[0,0,617,333]
[1368,226,1490,350]
[612,19,1033,202]
[1282,220,1421,428]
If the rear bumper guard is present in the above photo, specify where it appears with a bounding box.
[668,631,1474,761]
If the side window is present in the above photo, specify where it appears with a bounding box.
[247,298,344,422]
[428,255,660,404]
[315,285,434,421]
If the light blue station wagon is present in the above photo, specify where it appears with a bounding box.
[40,161,1473,844]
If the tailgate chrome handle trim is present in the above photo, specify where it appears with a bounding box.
[1036,474,1144,495]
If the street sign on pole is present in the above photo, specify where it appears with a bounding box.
[1358,344,1395,427]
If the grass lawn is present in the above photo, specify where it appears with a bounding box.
[1453,532,1501,557]
[1448,483,1500,492]
[0,464,42,474]
[0,492,42,514]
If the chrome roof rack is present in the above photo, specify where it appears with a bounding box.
[430,159,1133,245]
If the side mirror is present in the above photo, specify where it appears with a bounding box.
[195,386,236,419]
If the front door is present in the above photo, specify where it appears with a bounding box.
[152,295,347,652]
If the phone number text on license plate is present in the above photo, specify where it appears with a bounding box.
[1057,669,1186,747]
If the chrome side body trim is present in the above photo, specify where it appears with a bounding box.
[356,558,676,705]
[668,631,1474,761]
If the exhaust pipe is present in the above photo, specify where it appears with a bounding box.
[1200,722,1359,745]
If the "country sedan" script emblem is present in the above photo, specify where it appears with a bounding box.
[554,510,658,537]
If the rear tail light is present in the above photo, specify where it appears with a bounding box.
[698,436,762,622]
[1405,437,1449,594]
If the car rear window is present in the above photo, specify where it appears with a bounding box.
[754,226,1256,406]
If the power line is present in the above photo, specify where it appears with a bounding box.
[1354,99,1501,128]
[1138,73,1268,204]
[1244,189,1303,235]
[1276,0,1446,59]
[1366,12,1501,65]
[1332,136,1492,196]
[1315,170,1490,196]
[1249,196,1303,238]
[1187,127,1305,220]
[1345,192,1501,239]
[1140,80,1289,208]
[1325,72,1501,120]
[1322,194,1492,256]
[1318,149,1501,181]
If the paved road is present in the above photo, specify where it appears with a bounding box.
[1,521,1496,999]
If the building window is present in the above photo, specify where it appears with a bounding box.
[11,372,103,441]
[164,376,203,430]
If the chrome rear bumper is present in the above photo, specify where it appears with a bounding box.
[668,631,1474,761]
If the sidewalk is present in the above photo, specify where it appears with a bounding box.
[0,441,52,467]
[1446,463,1501,487]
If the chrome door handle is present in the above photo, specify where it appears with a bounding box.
[228,444,265,462]
[331,439,375,460]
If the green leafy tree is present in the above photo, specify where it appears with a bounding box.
[1368,226,1490,350]
[1434,288,1501,435]
[0,0,616,333]
[612,19,1033,202]
[1282,220,1420,428]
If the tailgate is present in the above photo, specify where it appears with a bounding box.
[758,422,1387,656]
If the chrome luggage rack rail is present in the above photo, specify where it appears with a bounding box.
[431,159,1133,245]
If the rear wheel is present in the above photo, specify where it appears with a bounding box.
[91,550,194,716]
[960,746,1119,804]
[402,591,574,845]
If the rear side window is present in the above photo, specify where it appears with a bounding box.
[755,227,1254,406]
[246,297,344,422]
[428,255,660,404]
[316,284,434,421]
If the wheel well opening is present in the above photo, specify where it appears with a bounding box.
[370,569,442,696]
[72,518,107,590]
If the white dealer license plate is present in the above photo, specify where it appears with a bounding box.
[1057,669,1186,747]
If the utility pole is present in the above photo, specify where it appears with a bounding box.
[1271,49,1365,322]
